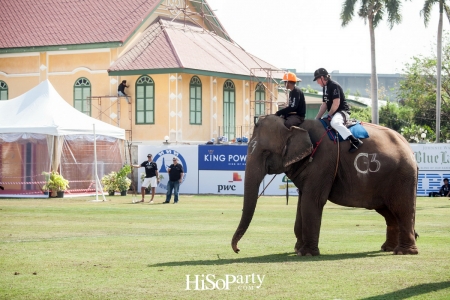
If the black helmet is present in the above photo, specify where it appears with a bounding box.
[313,68,329,81]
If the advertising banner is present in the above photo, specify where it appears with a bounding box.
[410,144,450,170]
[410,144,450,196]
[134,143,450,197]
[418,171,450,196]
[198,171,247,195]
[261,174,299,196]
[198,145,247,170]
[137,145,199,194]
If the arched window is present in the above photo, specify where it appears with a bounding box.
[0,81,8,100]
[136,76,154,124]
[189,76,202,125]
[255,82,265,116]
[223,80,235,140]
[74,78,91,116]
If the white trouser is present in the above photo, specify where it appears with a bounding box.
[142,176,157,188]
[330,112,352,140]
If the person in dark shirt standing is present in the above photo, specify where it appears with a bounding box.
[313,67,363,153]
[118,80,130,103]
[275,72,306,128]
[133,154,159,203]
[163,157,184,204]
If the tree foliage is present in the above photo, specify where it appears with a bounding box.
[397,32,450,141]
[421,0,450,27]
[350,106,372,123]
[341,0,403,29]
[341,0,405,124]
[379,102,414,131]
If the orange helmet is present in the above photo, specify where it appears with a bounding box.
[281,72,301,83]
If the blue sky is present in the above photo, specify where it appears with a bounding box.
[207,0,447,74]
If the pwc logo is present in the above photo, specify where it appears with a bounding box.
[218,172,242,193]
[228,172,242,182]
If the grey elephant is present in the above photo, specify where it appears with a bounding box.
[232,115,418,256]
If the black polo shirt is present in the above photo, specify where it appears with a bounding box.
[323,80,350,113]
[276,86,306,117]
[168,164,184,181]
[141,161,158,178]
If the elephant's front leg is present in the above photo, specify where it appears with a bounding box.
[293,193,303,253]
[295,194,325,256]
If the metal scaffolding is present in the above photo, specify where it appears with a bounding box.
[249,68,286,120]
[87,95,133,141]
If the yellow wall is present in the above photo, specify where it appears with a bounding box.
[0,0,278,145]
[0,55,39,74]
[49,52,111,73]
[0,0,283,144]
[0,47,278,144]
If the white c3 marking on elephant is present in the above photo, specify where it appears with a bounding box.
[250,140,257,155]
[354,153,381,174]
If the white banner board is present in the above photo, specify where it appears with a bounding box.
[410,144,450,170]
[261,174,298,196]
[198,171,246,195]
[134,143,450,197]
[137,145,199,194]
[410,144,450,196]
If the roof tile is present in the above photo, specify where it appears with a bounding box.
[1,0,161,48]
[109,19,281,78]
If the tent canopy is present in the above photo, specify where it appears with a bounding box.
[0,80,125,139]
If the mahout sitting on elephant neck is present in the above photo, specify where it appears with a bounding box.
[231,115,418,256]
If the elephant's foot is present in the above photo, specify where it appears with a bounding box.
[393,245,419,255]
[296,246,320,256]
[294,241,304,253]
[381,241,397,252]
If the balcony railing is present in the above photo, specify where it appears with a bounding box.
[217,124,254,142]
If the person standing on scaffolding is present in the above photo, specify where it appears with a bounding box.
[275,72,306,128]
[118,80,130,103]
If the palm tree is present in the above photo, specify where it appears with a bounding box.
[421,0,450,142]
[341,0,404,124]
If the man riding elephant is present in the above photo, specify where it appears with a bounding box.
[275,72,306,129]
[313,67,363,153]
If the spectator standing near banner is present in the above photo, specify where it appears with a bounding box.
[163,157,184,204]
[133,154,159,203]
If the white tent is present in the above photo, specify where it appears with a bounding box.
[0,80,125,139]
[0,80,125,198]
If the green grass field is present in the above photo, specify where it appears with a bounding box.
[1,195,449,299]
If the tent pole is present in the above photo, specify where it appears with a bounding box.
[93,124,99,201]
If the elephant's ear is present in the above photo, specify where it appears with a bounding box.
[282,127,313,167]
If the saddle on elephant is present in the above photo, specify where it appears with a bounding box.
[319,117,369,142]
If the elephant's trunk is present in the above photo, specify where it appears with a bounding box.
[231,159,265,253]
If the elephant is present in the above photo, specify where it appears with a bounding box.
[231,115,418,256]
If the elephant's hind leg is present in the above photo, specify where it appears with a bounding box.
[378,204,418,255]
[376,207,399,252]
[393,213,419,255]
